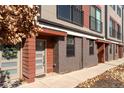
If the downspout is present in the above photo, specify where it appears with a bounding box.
[105,5,108,40]
[105,5,108,61]
[122,7,123,43]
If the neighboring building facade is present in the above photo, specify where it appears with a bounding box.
[0,5,124,83]
[105,5,124,61]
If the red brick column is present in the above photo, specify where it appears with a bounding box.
[47,39,54,73]
[82,5,90,28]
[22,37,36,83]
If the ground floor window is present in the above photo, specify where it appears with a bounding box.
[110,44,112,54]
[89,39,94,55]
[66,35,75,57]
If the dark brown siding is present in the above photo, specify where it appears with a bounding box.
[118,46,123,58]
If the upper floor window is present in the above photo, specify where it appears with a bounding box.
[90,6,102,33]
[109,18,113,37]
[66,35,75,57]
[57,5,83,26]
[117,24,121,40]
[109,18,116,38]
[117,6,121,17]
[57,5,71,21]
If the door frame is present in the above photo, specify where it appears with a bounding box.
[35,39,47,76]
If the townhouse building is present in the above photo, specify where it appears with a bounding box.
[105,5,124,61]
[37,5,107,75]
[0,5,124,83]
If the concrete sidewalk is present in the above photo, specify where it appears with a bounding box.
[19,58,124,88]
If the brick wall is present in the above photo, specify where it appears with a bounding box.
[47,39,55,73]
[83,5,90,28]
[22,37,36,83]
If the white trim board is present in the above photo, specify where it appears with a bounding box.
[38,23,97,40]
[37,23,123,45]
[106,40,123,44]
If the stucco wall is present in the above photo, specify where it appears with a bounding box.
[82,37,98,67]
[57,36,83,73]
[40,5,105,38]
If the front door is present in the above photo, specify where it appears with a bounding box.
[0,45,20,80]
[36,39,46,76]
[97,43,105,63]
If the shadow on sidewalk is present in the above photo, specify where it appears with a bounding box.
[76,77,124,88]
[0,71,22,88]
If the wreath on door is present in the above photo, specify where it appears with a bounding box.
[1,45,18,59]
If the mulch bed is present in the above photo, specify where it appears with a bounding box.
[76,64,124,88]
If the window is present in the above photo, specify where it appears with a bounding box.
[1,62,17,67]
[72,6,83,26]
[57,5,83,26]
[2,69,17,75]
[67,35,75,57]
[112,20,115,37]
[110,44,112,54]
[117,6,121,17]
[57,5,71,21]
[109,18,116,38]
[96,9,101,32]
[90,6,96,31]
[109,18,113,37]
[89,39,94,55]
[117,24,121,40]
[90,6,102,33]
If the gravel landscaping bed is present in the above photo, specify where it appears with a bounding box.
[76,64,124,88]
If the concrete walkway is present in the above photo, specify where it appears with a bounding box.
[19,58,124,88]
